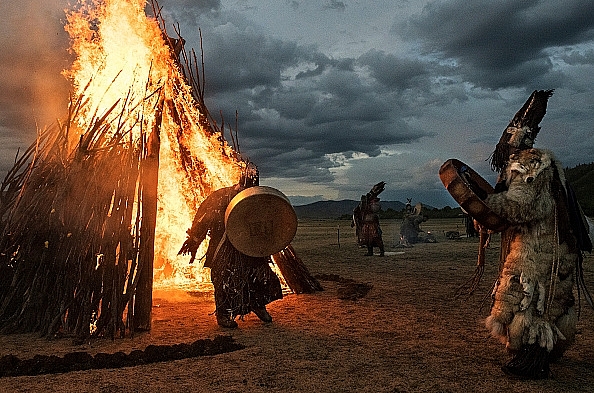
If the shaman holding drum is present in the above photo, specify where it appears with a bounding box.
[179,172,284,329]
[484,148,590,378]
[440,90,592,379]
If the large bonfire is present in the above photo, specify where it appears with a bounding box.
[64,0,246,290]
[0,0,252,339]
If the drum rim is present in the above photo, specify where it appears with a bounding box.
[439,158,508,232]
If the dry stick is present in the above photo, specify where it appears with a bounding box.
[0,136,59,329]
[115,152,141,336]
[1,97,84,333]
[24,95,140,329]
[89,151,118,338]
[234,111,240,153]
[100,150,134,337]
[114,149,141,337]
[123,99,152,337]
[125,171,143,336]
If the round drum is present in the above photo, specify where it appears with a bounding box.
[225,186,298,257]
[439,159,508,232]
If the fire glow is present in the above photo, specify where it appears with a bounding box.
[63,0,243,290]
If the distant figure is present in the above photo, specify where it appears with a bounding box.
[399,202,429,246]
[404,198,413,215]
[352,182,386,256]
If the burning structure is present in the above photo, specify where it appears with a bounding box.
[0,0,320,340]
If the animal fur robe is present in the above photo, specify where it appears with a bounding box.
[484,148,582,378]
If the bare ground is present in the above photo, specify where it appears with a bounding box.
[1,218,593,393]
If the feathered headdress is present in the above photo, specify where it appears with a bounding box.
[489,89,554,172]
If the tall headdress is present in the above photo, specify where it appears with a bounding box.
[489,89,554,172]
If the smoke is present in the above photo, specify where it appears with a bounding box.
[0,1,72,172]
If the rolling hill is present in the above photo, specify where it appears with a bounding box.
[293,199,406,219]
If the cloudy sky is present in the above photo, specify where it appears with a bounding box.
[1,0,594,208]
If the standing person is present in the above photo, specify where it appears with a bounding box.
[352,182,385,256]
[483,148,589,379]
[178,172,283,329]
[482,90,591,378]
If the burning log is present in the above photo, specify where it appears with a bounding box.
[272,245,323,294]
[135,94,164,332]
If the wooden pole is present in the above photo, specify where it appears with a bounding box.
[134,95,164,331]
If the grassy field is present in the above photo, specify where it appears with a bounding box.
[1,218,593,392]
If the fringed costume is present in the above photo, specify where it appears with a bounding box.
[442,90,592,379]
[179,184,282,328]
[478,90,593,378]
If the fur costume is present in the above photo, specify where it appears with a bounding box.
[490,90,554,173]
[484,148,585,378]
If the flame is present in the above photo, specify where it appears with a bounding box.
[63,0,243,291]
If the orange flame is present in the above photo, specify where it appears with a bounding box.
[63,0,243,290]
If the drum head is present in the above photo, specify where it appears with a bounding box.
[225,186,298,257]
[439,159,508,232]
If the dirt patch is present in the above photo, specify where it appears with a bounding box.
[1,218,593,392]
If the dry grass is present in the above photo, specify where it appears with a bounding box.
[1,218,593,392]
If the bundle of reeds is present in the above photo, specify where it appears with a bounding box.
[272,245,323,294]
[0,92,151,340]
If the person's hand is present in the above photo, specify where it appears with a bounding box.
[178,237,199,263]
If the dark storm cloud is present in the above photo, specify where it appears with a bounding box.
[0,0,434,189]
[323,0,347,11]
[201,34,303,92]
[169,0,221,11]
[398,0,594,88]
[358,49,430,91]
[14,0,578,207]
[154,8,434,183]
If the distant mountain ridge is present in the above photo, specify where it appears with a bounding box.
[293,199,406,219]
[290,162,594,219]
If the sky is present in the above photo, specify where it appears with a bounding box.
[1,0,594,208]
